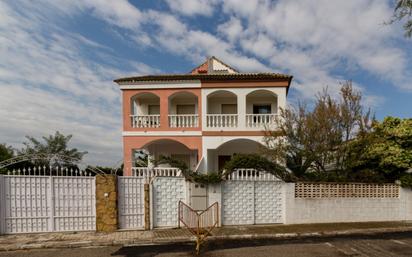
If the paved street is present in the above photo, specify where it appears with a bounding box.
[1,232,412,257]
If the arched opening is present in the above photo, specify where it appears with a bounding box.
[206,90,238,128]
[246,90,278,128]
[168,91,199,128]
[130,92,160,128]
[133,139,198,171]
[207,138,263,172]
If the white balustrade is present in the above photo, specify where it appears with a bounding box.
[131,167,182,178]
[246,114,277,128]
[206,114,238,128]
[168,114,199,128]
[227,168,280,181]
[130,115,160,128]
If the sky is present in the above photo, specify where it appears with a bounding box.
[0,0,411,167]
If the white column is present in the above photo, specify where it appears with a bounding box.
[237,91,246,130]
[201,88,207,130]
[277,88,287,111]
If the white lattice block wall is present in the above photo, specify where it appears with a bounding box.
[222,181,284,225]
[117,177,145,229]
[222,181,254,225]
[152,177,186,227]
[295,183,400,198]
[284,183,412,224]
[254,182,283,224]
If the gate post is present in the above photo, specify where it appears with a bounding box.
[0,175,4,234]
[95,174,118,232]
[144,183,150,230]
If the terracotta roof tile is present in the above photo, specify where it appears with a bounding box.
[114,72,292,84]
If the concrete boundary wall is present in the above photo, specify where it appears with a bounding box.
[284,183,412,224]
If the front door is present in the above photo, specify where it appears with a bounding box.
[218,155,232,171]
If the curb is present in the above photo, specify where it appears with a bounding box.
[1,227,412,252]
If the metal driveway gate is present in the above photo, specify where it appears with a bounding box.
[117,176,145,229]
[222,169,284,225]
[0,171,95,234]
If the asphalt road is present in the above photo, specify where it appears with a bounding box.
[1,232,412,257]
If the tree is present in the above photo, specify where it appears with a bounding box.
[353,117,412,181]
[0,143,14,162]
[133,150,150,167]
[389,0,412,37]
[263,81,373,180]
[0,143,15,174]
[18,131,87,167]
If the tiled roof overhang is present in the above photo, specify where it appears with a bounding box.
[114,73,293,93]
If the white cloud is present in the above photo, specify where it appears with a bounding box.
[218,0,412,96]
[0,1,156,166]
[218,17,243,42]
[165,0,219,16]
[33,0,143,30]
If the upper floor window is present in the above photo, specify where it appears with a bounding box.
[253,104,271,114]
[221,104,237,114]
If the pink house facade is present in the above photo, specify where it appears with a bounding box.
[115,57,293,176]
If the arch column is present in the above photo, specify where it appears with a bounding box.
[123,136,202,176]
[159,95,169,129]
[203,136,265,172]
[237,91,247,130]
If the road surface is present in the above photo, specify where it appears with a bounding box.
[1,232,412,257]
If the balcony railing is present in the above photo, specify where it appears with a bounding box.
[206,114,238,128]
[246,114,277,128]
[169,114,199,128]
[131,167,182,177]
[130,115,160,128]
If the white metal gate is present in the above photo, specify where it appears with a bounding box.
[222,169,284,225]
[0,170,95,234]
[117,176,145,229]
[152,176,186,228]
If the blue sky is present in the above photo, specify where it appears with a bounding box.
[0,0,411,166]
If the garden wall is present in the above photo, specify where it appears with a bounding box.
[284,183,412,224]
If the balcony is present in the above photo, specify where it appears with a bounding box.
[131,167,182,177]
[169,114,199,128]
[130,92,160,128]
[131,114,160,128]
[206,90,238,128]
[245,89,278,129]
[246,114,277,128]
[128,89,280,130]
[206,114,238,128]
[168,91,199,128]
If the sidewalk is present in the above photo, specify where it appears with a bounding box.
[1,221,412,251]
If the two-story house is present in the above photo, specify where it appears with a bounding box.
[115,57,292,176]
